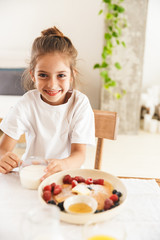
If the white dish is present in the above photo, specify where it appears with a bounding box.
[38,169,127,224]
[64,195,97,214]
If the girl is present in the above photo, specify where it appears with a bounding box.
[0,26,95,180]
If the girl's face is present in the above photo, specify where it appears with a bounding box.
[31,53,73,105]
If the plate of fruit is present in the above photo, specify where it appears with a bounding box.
[38,169,127,224]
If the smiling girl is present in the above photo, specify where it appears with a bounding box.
[0,26,95,179]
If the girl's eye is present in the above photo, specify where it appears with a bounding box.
[39,73,48,78]
[58,74,66,78]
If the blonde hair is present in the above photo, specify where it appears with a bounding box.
[22,26,78,91]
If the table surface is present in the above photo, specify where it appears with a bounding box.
[1,172,160,240]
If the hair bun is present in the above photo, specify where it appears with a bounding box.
[41,26,64,37]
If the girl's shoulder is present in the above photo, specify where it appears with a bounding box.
[73,89,89,103]
[22,89,39,99]
[14,89,39,109]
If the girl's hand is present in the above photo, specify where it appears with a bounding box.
[0,152,21,174]
[41,159,66,181]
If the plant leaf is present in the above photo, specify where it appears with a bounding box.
[103,0,111,3]
[114,93,122,99]
[115,62,122,69]
[108,26,113,32]
[101,46,108,59]
[104,33,112,40]
[109,81,116,87]
[117,6,125,13]
[101,62,108,68]
[100,70,108,78]
[116,39,120,45]
[122,41,126,47]
[98,9,103,15]
[93,63,100,69]
[112,31,118,37]
[106,13,114,20]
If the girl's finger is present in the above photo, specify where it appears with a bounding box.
[0,166,7,174]
[45,161,57,172]
[0,161,13,172]
[41,165,60,181]
[10,153,20,163]
[5,158,18,168]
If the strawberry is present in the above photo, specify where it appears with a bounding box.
[43,191,52,202]
[109,194,119,202]
[73,176,85,183]
[63,174,73,184]
[85,178,93,185]
[104,198,114,210]
[93,179,104,185]
[53,185,62,195]
[43,185,52,192]
[72,179,78,188]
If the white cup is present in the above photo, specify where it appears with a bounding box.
[19,156,47,190]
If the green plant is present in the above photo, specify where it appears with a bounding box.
[94,0,127,99]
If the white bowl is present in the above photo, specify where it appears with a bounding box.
[38,169,127,224]
[64,195,97,214]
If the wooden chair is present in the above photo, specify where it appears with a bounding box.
[93,110,160,186]
[93,109,119,170]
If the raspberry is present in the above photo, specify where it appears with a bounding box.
[51,182,56,192]
[104,198,114,210]
[63,174,73,184]
[109,194,119,202]
[43,191,52,202]
[93,179,104,185]
[72,179,78,188]
[53,185,62,195]
[73,176,85,183]
[85,178,93,185]
[43,185,52,192]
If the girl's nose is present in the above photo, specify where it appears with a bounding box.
[48,77,58,88]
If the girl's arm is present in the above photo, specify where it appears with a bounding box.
[0,134,21,173]
[41,143,86,180]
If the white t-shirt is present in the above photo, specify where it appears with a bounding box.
[0,89,95,161]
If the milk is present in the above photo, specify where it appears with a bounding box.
[19,165,46,189]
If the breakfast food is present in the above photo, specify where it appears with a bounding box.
[42,174,122,213]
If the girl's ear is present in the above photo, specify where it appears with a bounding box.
[70,69,76,82]
[30,71,35,82]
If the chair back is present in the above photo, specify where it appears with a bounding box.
[93,109,119,170]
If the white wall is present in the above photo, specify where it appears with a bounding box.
[142,0,160,89]
[0,0,104,118]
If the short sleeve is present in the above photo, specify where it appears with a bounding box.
[70,96,95,146]
[0,102,27,140]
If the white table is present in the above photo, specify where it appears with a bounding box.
[1,173,160,240]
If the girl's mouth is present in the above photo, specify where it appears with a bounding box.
[44,90,61,96]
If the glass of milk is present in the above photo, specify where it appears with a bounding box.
[19,156,47,190]
[22,205,64,240]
